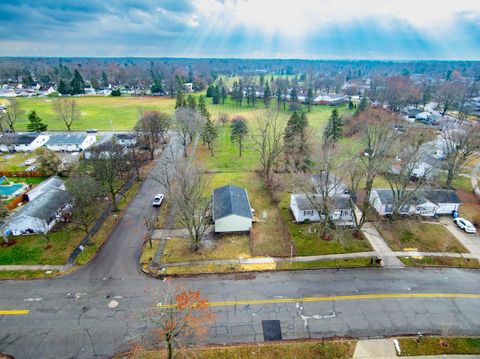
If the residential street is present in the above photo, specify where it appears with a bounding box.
[1,136,480,358]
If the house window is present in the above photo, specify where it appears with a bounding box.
[303,210,314,216]
[400,205,409,213]
[385,204,394,213]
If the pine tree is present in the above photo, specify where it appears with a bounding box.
[101,71,109,88]
[284,111,310,170]
[26,111,48,132]
[201,117,218,156]
[230,119,248,157]
[206,84,214,98]
[221,86,227,104]
[355,96,368,116]
[212,85,221,104]
[187,95,197,110]
[324,109,343,143]
[58,80,69,95]
[289,88,299,111]
[70,69,85,95]
[263,83,271,108]
[197,95,210,120]
[175,91,186,109]
[305,88,314,112]
[276,87,282,110]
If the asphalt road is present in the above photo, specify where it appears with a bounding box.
[1,136,480,358]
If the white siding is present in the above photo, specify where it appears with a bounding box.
[4,215,54,235]
[214,215,252,233]
[435,203,460,215]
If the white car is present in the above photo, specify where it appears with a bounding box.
[24,158,36,166]
[152,194,164,207]
[453,217,477,234]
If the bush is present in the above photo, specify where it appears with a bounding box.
[111,88,121,96]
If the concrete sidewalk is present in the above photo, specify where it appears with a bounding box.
[0,264,73,271]
[353,338,480,358]
[361,223,405,268]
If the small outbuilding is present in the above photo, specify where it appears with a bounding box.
[212,185,253,233]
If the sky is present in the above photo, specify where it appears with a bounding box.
[0,0,479,59]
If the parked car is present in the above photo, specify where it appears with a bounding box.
[152,194,164,207]
[86,129,98,133]
[23,158,36,166]
[453,217,477,234]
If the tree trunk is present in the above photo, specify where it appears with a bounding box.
[111,191,118,211]
[239,140,242,157]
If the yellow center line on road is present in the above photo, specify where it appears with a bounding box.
[0,310,30,315]
[157,293,480,309]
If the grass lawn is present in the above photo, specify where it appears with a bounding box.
[436,174,473,192]
[0,152,37,172]
[398,337,480,356]
[162,236,251,263]
[0,224,84,265]
[126,340,356,359]
[376,220,467,253]
[6,176,47,185]
[203,172,291,257]
[0,270,59,280]
[276,258,374,270]
[399,256,480,268]
[140,240,160,265]
[279,195,372,256]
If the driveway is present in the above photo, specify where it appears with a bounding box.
[440,217,480,259]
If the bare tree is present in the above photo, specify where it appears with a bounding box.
[140,284,214,359]
[218,112,229,127]
[357,108,397,226]
[66,173,103,234]
[53,98,80,131]
[135,110,170,160]
[436,81,464,116]
[143,214,156,249]
[172,161,210,251]
[175,108,205,157]
[90,140,130,211]
[3,98,22,133]
[384,130,434,220]
[441,122,480,187]
[251,110,286,186]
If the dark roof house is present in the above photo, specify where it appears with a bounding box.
[212,185,252,233]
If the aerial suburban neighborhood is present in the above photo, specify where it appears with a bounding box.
[0,1,480,359]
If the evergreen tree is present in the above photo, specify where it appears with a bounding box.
[197,95,210,120]
[206,84,215,98]
[26,111,48,132]
[276,87,282,110]
[201,117,218,156]
[324,109,343,143]
[58,80,69,95]
[221,86,227,104]
[305,88,314,112]
[230,118,248,157]
[175,91,187,109]
[111,88,121,96]
[101,71,109,88]
[70,69,85,95]
[263,83,271,108]
[284,111,310,170]
[355,96,368,116]
[187,94,197,110]
[212,85,221,104]
[289,88,299,111]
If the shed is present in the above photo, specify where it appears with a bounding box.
[212,185,252,233]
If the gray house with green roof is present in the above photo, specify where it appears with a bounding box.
[212,185,253,233]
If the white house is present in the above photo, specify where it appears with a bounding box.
[314,94,348,106]
[26,176,66,201]
[212,185,253,233]
[114,133,137,148]
[3,189,71,236]
[45,134,96,152]
[290,193,355,226]
[0,133,49,152]
[369,188,461,217]
[311,172,350,196]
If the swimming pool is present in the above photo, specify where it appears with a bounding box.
[0,183,24,196]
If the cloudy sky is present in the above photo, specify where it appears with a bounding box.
[0,0,479,59]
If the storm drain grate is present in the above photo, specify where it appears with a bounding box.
[261,320,282,341]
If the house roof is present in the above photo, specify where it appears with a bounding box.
[311,172,349,196]
[292,193,351,211]
[114,133,136,140]
[27,176,65,201]
[423,189,461,205]
[0,133,39,145]
[373,189,430,206]
[10,189,71,221]
[46,134,87,146]
[213,185,252,221]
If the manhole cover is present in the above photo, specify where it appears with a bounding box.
[262,320,282,341]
